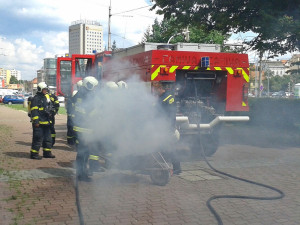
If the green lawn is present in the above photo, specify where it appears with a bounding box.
[2,104,66,115]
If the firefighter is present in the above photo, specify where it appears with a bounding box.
[72,76,100,181]
[30,82,55,160]
[152,81,182,174]
[47,90,60,147]
[66,80,83,145]
[27,96,33,120]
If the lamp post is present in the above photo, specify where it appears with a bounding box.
[108,0,112,51]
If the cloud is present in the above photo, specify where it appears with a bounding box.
[0,0,162,80]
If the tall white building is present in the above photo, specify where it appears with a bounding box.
[10,69,21,80]
[69,20,103,55]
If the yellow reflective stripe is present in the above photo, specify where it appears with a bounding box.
[89,155,100,160]
[39,121,49,124]
[67,136,74,139]
[32,116,39,120]
[237,68,250,82]
[194,66,199,70]
[31,106,38,110]
[39,107,44,110]
[169,66,178,73]
[168,98,174,104]
[163,95,172,102]
[51,134,56,137]
[43,148,51,151]
[76,140,80,144]
[55,100,59,103]
[73,126,92,133]
[242,101,247,107]
[151,65,154,68]
[226,67,234,75]
[151,65,166,80]
[206,67,211,70]
[31,149,38,153]
[50,97,54,101]
[182,66,190,70]
[214,67,222,70]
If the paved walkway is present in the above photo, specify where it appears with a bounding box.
[0,105,300,225]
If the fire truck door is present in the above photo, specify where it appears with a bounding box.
[57,58,72,96]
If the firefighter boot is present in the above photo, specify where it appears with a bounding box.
[172,162,182,175]
[76,155,92,182]
[30,152,42,160]
[43,150,56,158]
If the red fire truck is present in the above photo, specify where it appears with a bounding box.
[57,42,249,156]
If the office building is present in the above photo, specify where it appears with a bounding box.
[69,20,103,55]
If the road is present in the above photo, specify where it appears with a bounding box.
[0,105,299,225]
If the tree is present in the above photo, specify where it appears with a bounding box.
[9,75,18,84]
[141,17,228,45]
[112,40,117,51]
[151,0,300,56]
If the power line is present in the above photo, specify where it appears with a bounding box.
[112,5,151,16]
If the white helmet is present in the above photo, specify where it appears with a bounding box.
[76,80,83,89]
[83,76,98,91]
[72,90,78,97]
[37,82,48,93]
[117,81,128,89]
[105,81,119,90]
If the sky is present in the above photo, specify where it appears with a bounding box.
[0,0,160,80]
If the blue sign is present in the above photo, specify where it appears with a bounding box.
[260,85,264,91]
[201,57,210,67]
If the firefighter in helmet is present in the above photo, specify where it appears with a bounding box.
[152,81,182,174]
[72,76,100,181]
[30,82,55,159]
[66,80,83,145]
[47,89,60,146]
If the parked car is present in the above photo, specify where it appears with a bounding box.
[271,91,286,98]
[57,96,65,107]
[3,95,25,104]
[0,95,3,103]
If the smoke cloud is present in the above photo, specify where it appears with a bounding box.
[78,76,175,166]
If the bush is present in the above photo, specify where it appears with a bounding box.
[227,98,300,129]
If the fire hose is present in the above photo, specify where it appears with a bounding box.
[192,77,285,225]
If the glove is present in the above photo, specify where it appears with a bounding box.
[174,129,180,141]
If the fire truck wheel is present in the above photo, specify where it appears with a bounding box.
[201,134,219,157]
[190,133,219,157]
[150,169,170,186]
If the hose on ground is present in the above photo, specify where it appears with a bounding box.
[192,76,285,225]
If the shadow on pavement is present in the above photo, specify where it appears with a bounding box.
[4,151,30,159]
[57,161,75,168]
[37,167,74,177]
[52,144,74,152]
[93,172,150,185]
[219,125,300,149]
[15,140,32,147]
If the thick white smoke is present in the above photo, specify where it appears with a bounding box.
[79,76,175,164]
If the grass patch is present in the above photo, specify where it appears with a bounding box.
[2,104,66,115]
[4,104,27,112]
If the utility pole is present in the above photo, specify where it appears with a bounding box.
[108,0,112,51]
[258,51,263,97]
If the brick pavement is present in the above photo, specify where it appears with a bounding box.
[0,105,300,225]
